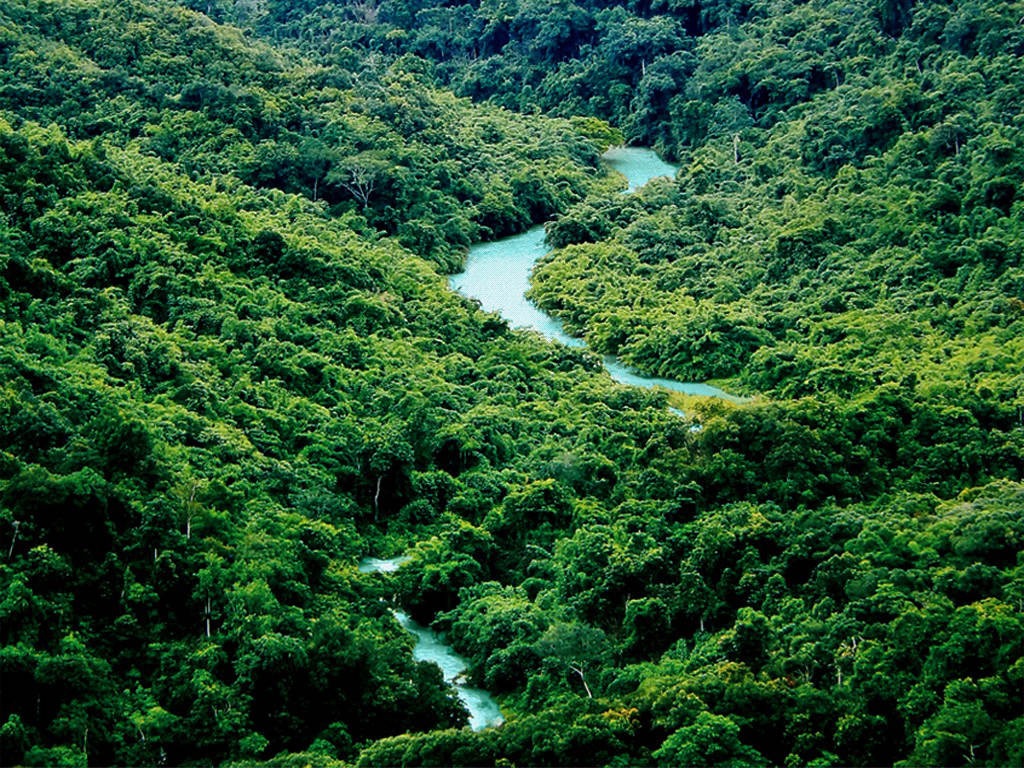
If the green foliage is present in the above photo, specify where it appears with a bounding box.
[654,710,769,766]
[1,0,1023,766]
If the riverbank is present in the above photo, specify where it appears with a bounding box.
[451,147,747,402]
[359,557,505,731]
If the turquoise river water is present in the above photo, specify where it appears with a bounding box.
[450,147,745,402]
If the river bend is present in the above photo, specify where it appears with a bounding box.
[451,147,744,402]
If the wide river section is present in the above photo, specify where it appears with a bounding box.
[450,147,744,401]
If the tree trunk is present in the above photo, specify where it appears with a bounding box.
[570,664,593,698]
[374,475,383,521]
[7,520,19,558]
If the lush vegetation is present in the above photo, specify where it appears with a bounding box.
[1,0,1022,767]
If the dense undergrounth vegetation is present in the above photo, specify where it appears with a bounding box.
[1,1,1022,766]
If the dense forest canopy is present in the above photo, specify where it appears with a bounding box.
[1,0,1022,766]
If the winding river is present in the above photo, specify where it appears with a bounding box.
[451,146,745,402]
[361,149,741,733]
[358,557,504,731]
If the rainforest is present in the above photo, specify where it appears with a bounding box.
[1,0,1022,766]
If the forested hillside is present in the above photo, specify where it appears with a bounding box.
[1,1,1022,767]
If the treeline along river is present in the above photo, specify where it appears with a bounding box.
[451,147,745,401]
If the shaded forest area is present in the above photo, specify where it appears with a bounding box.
[1,1,1022,766]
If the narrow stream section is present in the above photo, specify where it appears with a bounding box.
[393,611,504,731]
[358,557,504,731]
[450,147,745,402]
